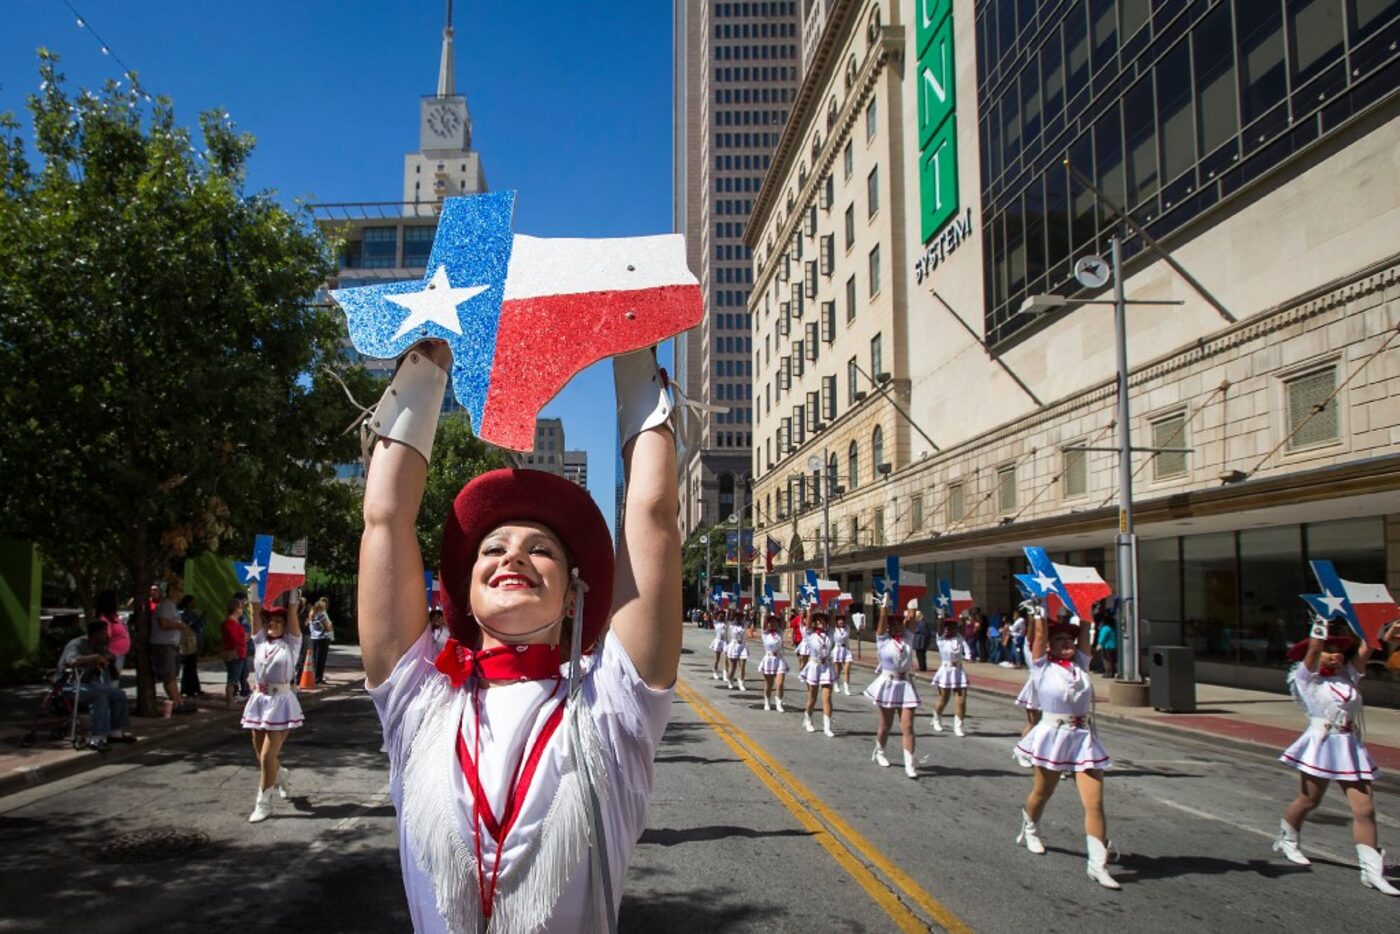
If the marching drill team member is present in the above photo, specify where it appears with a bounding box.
[800,608,836,737]
[830,612,854,695]
[725,613,750,691]
[357,341,680,930]
[1012,613,1118,889]
[929,613,971,736]
[759,615,789,712]
[1273,618,1399,895]
[241,588,304,823]
[865,597,921,778]
[793,610,811,675]
[1014,606,1043,743]
[709,608,728,681]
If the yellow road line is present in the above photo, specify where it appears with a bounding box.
[677,677,973,934]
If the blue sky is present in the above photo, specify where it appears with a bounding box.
[2,0,678,533]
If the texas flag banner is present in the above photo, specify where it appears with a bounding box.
[236,535,306,607]
[1024,546,1110,621]
[771,590,791,614]
[1015,572,1067,618]
[739,590,753,610]
[1304,560,1400,649]
[424,571,443,610]
[835,592,854,613]
[884,556,929,610]
[764,535,783,573]
[331,192,703,452]
[938,580,973,618]
[805,569,841,609]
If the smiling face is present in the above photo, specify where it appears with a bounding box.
[1049,631,1077,659]
[468,522,573,645]
[1319,647,1346,670]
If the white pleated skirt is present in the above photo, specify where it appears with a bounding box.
[241,689,304,732]
[801,660,834,686]
[930,664,968,690]
[759,654,789,675]
[1012,721,1111,773]
[1280,729,1378,782]
[863,672,921,708]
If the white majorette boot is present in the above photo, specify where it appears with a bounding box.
[1085,836,1120,889]
[763,693,771,711]
[954,717,966,737]
[249,788,273,823]
[736,679,746,692]
[722,674,731,688]
[872,743,890,767]
[823,715,835,738]
[1016,809,1046,854]
[711,668,720,680]
[931,712,944,732]
[1357,844,1400,895]
[804,714,815,733]
[274,767,292,800]
[775,696,785,713]
[842,680,851,696]
[1272,819,1311,866]
[903,750,917,779]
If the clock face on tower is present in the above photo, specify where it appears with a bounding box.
[427,103,462,139]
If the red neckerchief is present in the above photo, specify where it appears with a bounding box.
[1319,665,1339,678]
[1051,658,1075,671]
[435,639,562,688]
[454,668,565,920]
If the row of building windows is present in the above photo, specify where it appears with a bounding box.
[716,199,754,215]
[715,131,782,149]
[715,381,753,400]
[715,243,754,261]
[715,221,746,239]
[713,65,798,83]
[714,21,797,39]
[714,431,754,448]
[716,175,766,193]
[715,335,755,354]
[715,406,753,424]
[715,86,795,104]
[714,107,788,126]
[714,265,753,284]
[715,313,753,331]
[341,225,436,270]
[713,359,754,378]
[976,0,1398,344]
[713,42,799,61]
[714,289,750,306]
[713,2,796,18]
[715,154,773,171]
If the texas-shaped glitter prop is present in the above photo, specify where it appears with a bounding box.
[236,535,307,607]
[329,191,704,452]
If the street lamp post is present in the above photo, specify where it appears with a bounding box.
[729,512,743,621]
[807,453,830,578]
[1020,235,1184,693]
[700,534,710,613]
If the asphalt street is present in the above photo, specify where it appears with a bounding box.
[1,627,1397,932]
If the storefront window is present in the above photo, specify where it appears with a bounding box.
[1239,526,1306,666]
[1138,537,1182,647]
[1183,532,1238,660]
[1306,517,1385,581]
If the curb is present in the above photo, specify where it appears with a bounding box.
[0,678,361,799]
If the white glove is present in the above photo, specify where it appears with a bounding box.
[614,347,673,449]
[1309,619,1328,640]
[368,350,449,464]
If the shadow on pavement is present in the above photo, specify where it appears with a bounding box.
[653,754,740,766]
[639,825,816,846]
[1119,853,1309,881]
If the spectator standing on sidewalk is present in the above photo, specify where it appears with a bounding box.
[151,582,196,714]
[222,593,249,709]
[178,594,207,699]
[1095,607,1118,679]
[95,589,130,680]
[60,620,138,750]
[1007,611,1027,669]
[307,598,335,684]
[986,614,1003,665]
[911,609,932,672]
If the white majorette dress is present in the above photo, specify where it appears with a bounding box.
[930,635,970,691]
[759,630,789,676]
[1279,663,1378,782]
[830,624,853,665]
[1014,671,1040,711]
[708,623,726,655]
[794,624,811,661]
[800,631,835,686]
[371,628,672,934]
[725,622,749,661]
[240,631,305,731]
[863,634,921,708]
[1012,651,1111,772]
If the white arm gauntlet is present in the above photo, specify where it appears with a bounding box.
[369,351,449,464]
[613,347,673,449]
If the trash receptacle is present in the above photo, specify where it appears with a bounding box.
[1148,646,1196,713]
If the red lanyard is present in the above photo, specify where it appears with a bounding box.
[455,677,565,920]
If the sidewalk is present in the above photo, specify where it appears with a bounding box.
[0,643,366,797]
[836,638,1400,785]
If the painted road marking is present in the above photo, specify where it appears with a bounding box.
[677,677,972,934]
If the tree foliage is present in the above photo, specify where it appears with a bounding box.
[0,54,371,708]
[418,413,510,568]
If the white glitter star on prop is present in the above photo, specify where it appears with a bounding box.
[1032,571,1057,594]
[243,560,265,581]
[1319,590,1347,617]
[386,265,488,341]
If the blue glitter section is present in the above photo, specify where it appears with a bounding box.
[330,191,517,433]
[234,534,273,602]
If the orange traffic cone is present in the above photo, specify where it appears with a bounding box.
[299,663,316,691]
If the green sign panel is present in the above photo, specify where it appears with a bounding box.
[917,1,958,245]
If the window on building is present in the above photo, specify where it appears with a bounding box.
[872,425,885,475]
[865,97,877,141]
[849,514,860,546]
[872,506,885,545]
[948,482,965,523]
[848,440,860,490]
[1286,366,1339,450]
[866,166,879,217]
[1151,412,1189,479]
[361,227,397,268]
[844,203,855,250]
[847,356,859,405]
[403,226,434,267]
[868,244,881,296]
[843,139,853,178]
[1063,447,1087,498]
[911,493,924,532]
[870,332,883,379]
[845,274,857,322]
[821,374,836,420]
[997,465,1017,513]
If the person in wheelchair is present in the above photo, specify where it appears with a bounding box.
[59,620,138,751]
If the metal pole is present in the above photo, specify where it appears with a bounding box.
[704,540,711,614]
[821,466,831,579]
[1111,235,1142,683]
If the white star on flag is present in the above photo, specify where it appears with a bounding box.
[1032,571,1057,594]
[936,594,950,608]
[386,265,489,340]
[1319,590,1347,617]
[242,560,265,581]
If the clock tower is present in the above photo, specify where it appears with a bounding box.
[404,0,487,212]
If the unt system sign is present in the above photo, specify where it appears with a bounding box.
[913,0,972,284]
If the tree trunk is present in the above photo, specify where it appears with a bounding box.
[128,531,159,717]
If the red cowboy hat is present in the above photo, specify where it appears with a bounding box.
[440,468,614,653]
[1047,618,1081,639]
[1285,631,1357,662]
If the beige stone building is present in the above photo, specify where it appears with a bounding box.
[747,0,1400,696]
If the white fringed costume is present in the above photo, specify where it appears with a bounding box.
[371,628,672,933]
[830,624,853,665]
[708,626,726,655]
[724,622,749,661]
[1279,663,1378,782]
[863,635,921,708]
[240,632,305,731]
[929,635,970,691]
[1012,651,1111,772]
[800,631,834,686]
[759,630,790,676]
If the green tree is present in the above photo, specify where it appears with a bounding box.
[681,528,733,609]
[417,413,510,566]
[0,54,367,712]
